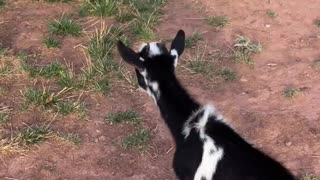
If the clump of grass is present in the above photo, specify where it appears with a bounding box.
[266,10,277,18]
[43,0,73,2]
[185,32,203,48]
[23,62,66,78]
[116,4,137,22]
[206,16,230,27]
[43,36,60,48]
[316,19,320,28]
[220,68,237,81]
[16,125,51,145]
[283,87,301,98]
[233,35,262,64]
[0,66,11,75]
[0,113,10,123]
[79,0,118,17]
[22,88,59,108]
[57,132,81,145]
[93,78,110,96]
[49,18,81,36]
[131,23,155,40]
[87,24,123,73]
[122,129,150,151]
[303,174,320,180]
[105,110,141,125]
[0,0,5,7]
[0,47,8,57]
[55,101,84,115]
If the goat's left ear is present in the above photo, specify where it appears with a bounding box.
[170,30,185,67]
[117,41,144,70]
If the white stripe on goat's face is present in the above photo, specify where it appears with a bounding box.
[139,69,160,104]
[182,105,224,180]
[139,42,163,58]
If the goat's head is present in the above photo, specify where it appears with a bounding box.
[117,30,185,99]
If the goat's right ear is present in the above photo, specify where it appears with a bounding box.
[170,30,185,56]
[117,41,144,69]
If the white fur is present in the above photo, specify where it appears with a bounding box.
[194,105,224,180]
[139,57,145,62]
[138,42,162,57]
[140,70,160,104]
[170,49,179,67]
[148,43,161,57]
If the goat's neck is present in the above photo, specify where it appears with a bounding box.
[155,74,200,145]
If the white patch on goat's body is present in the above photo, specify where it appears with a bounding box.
[170,49,179,67]
[193,105,224,180]
[194,139,224,180]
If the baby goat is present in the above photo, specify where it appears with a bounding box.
[117,30,295,180]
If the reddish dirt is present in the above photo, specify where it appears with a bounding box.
[0,0,319,179]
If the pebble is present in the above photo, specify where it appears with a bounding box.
[285,141,292,147]
[240,77,248,82]
[99,136,106,141]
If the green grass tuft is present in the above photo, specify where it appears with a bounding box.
[266,10,277,18]
[0,113,10,123]
[57,132,81,145]
[233,35,262,64]
[49,18,82,36]
[206,16,230,27]
[23,88,58,108]
[43,36,60,48]
[316,19,320,28]
[44,0,73,2]
[283,87,301,98]
[185,32,203,48]
[0,47,8,57]
[220,68,237,81]
[23,62,66,78]
[0,0,5,7]
[131,23,155,40]
[56,101,84,115]
[116,4,136,22]
[105,110,141,125]
[79,0,118,17]
[93,78,110,96]
[122,129,151,151]
[17,125,51,145]
[87,25,123,73]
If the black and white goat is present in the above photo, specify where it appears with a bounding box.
[117,30,295,180]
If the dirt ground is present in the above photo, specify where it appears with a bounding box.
[0,0,320,179]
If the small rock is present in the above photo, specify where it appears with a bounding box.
[285,141,292,147]
[96,129,101,134]
[94,139,98,143]
[267,63,277,66]
[265,24,271,28]
[98,136,106,141]
[240,77,248,82]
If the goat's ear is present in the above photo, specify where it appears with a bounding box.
[170,30,185,56]
[117,41,144,69]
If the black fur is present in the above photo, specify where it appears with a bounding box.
[117,30,295,180]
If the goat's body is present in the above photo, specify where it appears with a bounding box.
[172,106,294,180]
[155,76,294,180]
[117,31,295,180]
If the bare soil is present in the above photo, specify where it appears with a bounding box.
[0,0,319,179]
